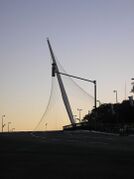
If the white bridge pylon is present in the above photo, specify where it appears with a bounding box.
[47,38,76,125]
[47,38,97,126]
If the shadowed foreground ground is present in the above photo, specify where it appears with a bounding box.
[0,131,134,179]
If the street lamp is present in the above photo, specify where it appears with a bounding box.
[113,90,118,103]
[131,78,134,93]
[2,115,5,133]
[77,108,83,121]
[8,122,11,132]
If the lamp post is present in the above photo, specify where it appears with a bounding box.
[131,78,134,94]
[77,108,83,121]
[113,90,118,103]
[8,122,11,132]
[2,115,5,133]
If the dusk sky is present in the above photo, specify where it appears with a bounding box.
[0,0,134,131]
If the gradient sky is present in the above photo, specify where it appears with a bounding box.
[0,0,134,131]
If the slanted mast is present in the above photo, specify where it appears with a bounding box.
[47,38,75,125]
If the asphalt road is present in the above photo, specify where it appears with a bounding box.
[0,130,134,179]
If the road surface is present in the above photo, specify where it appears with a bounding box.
[0,130,134,178]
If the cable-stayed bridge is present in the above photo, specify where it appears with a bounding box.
[35,39,96,131]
